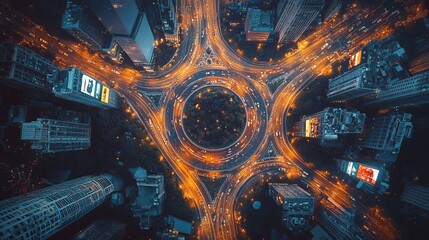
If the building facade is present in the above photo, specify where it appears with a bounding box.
[269,183,314,231]
[316,197,356,240]
[275,0,324,43]
[244,8,274,42]
[52,67,119,109]
[21,118,91,153]
[0,174,123,240]
[0,42,58,91]
[365,70,429,108]
[73,220,126,240]
[327,63,378,100]
[400,183,429,212]
[360,112,413,162]
[114,13,154,66]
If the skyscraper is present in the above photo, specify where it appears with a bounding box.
[244,8,275,42]
[61,0,113,51]
[52,67,120,109]
[275,0,325,43]
[269,183,314,231]
[159,0,178,43]
[316,197,356,240]
[322,0,342,21]
[85,0,139,35]
[0,42,58,91]
[365,70,429,108]
[327,63,378,101]
[360,112,413,162]
[21,118,91,153]
[327,36,406,101]
[400,182,429,212]
[114,13,155,66]
[292,107,365,140]
[85,0,155,67]
[0,174,123,240]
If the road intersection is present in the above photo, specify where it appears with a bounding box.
[2,0,427,238]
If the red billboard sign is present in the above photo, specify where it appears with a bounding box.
[356,165,379,185]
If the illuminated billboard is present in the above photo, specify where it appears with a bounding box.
[348,51,362,69]
[95,82,101,100]
[276,195,284,205]
[305,118,319,138]
[80,74,97,97]
[346,162,359,177]
[356,165,379,185]
[101,86,110,103]
[305,119,311,137]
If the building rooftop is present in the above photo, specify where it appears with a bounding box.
[73,219,125,240]
[297,108,365,140]
[269,183,314,214]
[360,112,412,162]
[246,8,274,32]
[166,215,192,235]
[400,182,429,212]
[311,224,333,240]
[130,167,165,229]
[270,183,311,198]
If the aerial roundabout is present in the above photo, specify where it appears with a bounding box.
[164,69,269,172]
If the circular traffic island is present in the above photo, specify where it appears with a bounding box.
[183,86,246,149]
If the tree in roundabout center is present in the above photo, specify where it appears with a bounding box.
[183,86,246,149]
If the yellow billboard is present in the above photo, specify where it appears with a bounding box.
[305,119,311,137]
[101,86,110,103]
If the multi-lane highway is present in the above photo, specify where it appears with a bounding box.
[1,0,428,239]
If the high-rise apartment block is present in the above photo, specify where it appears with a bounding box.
[52,67,119,109]
[21,117,91,153]
[360,112,412,162]
[327,63,378,101]
[159,0,178,43]
[328,36,406,101]
[292,107,365,141]
[316,197,357,240]
[61,0,124,64]
[0,42,58,91]
[244,8,274,42]
[269,183,314,231]
[365,70,429,108]
[275,0,325,43]
[400,183,429,212]
[0,174,123,240]
[85,0,155,67]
